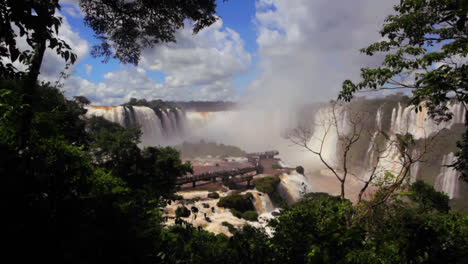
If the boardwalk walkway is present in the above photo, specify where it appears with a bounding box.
[176,150,279,188]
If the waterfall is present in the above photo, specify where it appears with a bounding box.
[389,102,465,138]
[250,191,275,214]
[307,107,341,165]
[277,171,314,204]
[131,106,165,146]
[161,111,173,137]
[168,110,179,137]
[86,106,127,127]
[435,153,460,199]
[376,106,383,131]
[85,105,183,146]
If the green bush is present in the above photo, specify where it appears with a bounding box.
[171,194,184,201]
[242,211,258,221]
[187,197,201,204]
[208,192,220,199]
[272,164,282,170]
[175,206,191,218]
[253,176,280,194]
[222,178,238,190]
[295,166,305,175]
[217,193,254,212]
[230,209,243,219]
[230,209,258,221]
[221,221,237,233]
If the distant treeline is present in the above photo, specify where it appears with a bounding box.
[124,98,237,112]
[169,101,237,112]
[174,140,246,158]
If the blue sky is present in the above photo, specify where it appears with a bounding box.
[60,0,259,100]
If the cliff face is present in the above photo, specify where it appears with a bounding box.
[306,99,467,203]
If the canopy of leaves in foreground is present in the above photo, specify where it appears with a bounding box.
[339,0,468,180]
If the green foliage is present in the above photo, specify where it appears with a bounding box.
[340,0,467,116]
[174,140,247,158]
[218,193,255,213]
[230,208,243,219]
[407,180,450,213]
[252,176,286,207]
[89,168,129,198]
[175,206,191,218]
[338,0,468,178]
[230,209,258,221]
[270,193,360,263]
[1,80,194,263]
[295,165,305,175]
[241,211,259,221]
[454,130,468,182]
[0,0,76,79]
[222,221,237,234]
[208,192,220,199]
[157,225,229,264]
[271,164,282,170]
[80,0,218,65]
[157,224,273,264]
[350,182,468,264]
[253,176,280,194]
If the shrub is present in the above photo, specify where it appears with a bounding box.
[253,176,280,194]
[217,193,254,212]
[221,221,237,233]
[175,206,191,218]
[230,209,243,219]
[272,164,282,170]
[230,209,258,221]
[222,178,238,190]
[187,197,201,204]
[171,194,184,201]
[207,192,220,199]
[295,166,305,175]
[242,211,258,221]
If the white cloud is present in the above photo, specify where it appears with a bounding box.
[12,12,89,83]
[140,20,251,97]
[65,19,249,104]
[64,66,239,105]
[63,6,82,18]
[247,0,397,110]
[85,64,93,76]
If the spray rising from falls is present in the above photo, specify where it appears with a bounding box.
[86,100,466,201]
[306,101,466,199]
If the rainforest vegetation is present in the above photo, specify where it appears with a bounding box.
[0,0,467,263]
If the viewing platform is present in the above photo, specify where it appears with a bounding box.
[176,150,279,188]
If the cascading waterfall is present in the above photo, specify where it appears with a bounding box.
[85,105,185,146]
[85,100,465,201]
[131,106,165,146]
[307,101,466,199]
[390,102,466,139]
[86,106,127,127]
[435,153,460,199]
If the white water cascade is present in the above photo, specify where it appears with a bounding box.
[86,106,127,127]
[435,153,460,199]
[306,101,466,199]
[390,102,466,139]
[85,105,184,146]
[131,106,165,146]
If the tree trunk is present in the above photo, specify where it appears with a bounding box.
[340,180,345,199]
[20,33,46,149]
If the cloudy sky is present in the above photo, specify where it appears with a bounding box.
[37,0,397,105]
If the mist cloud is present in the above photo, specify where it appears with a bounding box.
[247,0,396,108]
